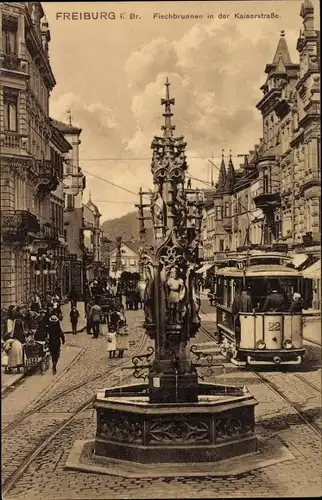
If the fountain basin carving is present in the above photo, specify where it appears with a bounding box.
[92,382,258,465]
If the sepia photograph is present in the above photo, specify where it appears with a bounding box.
[0,0,321,498]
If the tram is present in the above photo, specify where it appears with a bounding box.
[213,250,305,367]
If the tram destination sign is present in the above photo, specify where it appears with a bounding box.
[236,261,245,270]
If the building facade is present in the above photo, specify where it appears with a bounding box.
[202,0,320,309]
[108,240,140,279]
[82,196,102,282]
[51,119,86,297]
[0,2,69,307]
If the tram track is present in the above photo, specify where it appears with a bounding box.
[2,325,148,434]
[197,315,322,438]
[2,326,149,495]
[251,371,322,439]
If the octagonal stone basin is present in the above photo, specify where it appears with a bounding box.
[93,382,258,464]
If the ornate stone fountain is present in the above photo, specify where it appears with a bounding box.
[65,80,293,478]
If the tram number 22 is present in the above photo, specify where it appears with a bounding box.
[268,322,281,331]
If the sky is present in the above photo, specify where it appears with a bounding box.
[44,0,320,223]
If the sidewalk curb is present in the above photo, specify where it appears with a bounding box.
[1,373,25,397]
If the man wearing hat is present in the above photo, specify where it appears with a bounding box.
[47,314,65,375]
[262,286,285,312]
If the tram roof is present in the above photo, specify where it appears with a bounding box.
[216,264,302,278]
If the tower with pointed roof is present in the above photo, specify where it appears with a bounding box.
[255,30,300,244]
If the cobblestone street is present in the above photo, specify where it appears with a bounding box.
[2,305,321,499]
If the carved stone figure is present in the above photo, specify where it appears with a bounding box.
[166,266,186,323]
[143,265,155,327]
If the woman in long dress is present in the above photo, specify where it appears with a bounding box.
[4,320,26,373]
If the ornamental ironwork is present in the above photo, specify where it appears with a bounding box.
[190,345,226,381]
[35,160,59,197]
[122,346,155,381]
[1,210,40,242]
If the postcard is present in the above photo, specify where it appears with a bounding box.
[1,1,321,499]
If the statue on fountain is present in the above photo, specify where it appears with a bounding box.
[165,265,186,323]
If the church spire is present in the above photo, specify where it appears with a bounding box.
[225,151,235,192]
[272,31,292,65]
[161,78,176,138]
[217,150,226,190]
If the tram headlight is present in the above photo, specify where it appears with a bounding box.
[257,340,266,350]
[283,339,293,349]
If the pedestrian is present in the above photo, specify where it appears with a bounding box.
[85,300,93,335]
[3,336,24,374]
[115,306,129,358]
[106,321,117,358]
[70,306,80,335]
[30,290,42,312]
[6,305,15,336]
[3,319,26,373]
[262,287,285,312]
[34,310,48,342]
[47,314,65,375]
[89,301,102,339]
[289,292,304,313]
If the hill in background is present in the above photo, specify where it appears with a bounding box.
[101,210,153,245]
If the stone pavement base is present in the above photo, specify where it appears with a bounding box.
[65,436,294,478]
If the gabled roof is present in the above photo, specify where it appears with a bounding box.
[85,199,101,217]
[108,240,140,255]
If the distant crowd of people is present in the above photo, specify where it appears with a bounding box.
[1,278,136,377]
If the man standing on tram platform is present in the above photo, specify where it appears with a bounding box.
[232,286,253,315]
[232,287,253,344]
[262,287,285,312]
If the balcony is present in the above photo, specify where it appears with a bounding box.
[2,54,28,73]
[299,171,320,193]
[40,223,59,242]
[35,161,59,197]
[1,132,27,150]
[1,210,40,243]
[253,186,281,211]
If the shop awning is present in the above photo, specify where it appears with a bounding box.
[195,263,214,274]
[302,259,321,278]
[292,253,308,269]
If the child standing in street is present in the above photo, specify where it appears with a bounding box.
[106,328,117,359]
[70,306,80,335]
